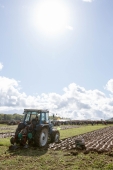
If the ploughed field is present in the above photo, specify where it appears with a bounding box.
[49,126,113,153]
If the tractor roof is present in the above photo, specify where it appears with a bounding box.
[24,109,49,113]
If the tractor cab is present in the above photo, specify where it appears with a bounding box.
[23,109,49,125]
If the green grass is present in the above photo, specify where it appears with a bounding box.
[0,124,17,133]
[0,124,8,127]
[0,138,10,146]
[59,124,111,139]
[0,146,113,170]
[0,130,15,133]
[0,124,113,170]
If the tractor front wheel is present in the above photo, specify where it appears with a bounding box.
[51,131,60,143]
[34,128,48,147]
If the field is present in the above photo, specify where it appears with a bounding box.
[0,124,113,170]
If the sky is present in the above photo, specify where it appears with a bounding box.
[0,0,113,120]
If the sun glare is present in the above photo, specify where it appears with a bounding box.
[33,0,69,35]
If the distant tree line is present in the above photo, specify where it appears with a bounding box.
[0,113,24,121]
[0,114,62,122]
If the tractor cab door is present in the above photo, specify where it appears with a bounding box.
[40,112,49,124]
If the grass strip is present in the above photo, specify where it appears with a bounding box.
[60,124,112,139]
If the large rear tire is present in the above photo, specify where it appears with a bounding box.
[34,128,48,147]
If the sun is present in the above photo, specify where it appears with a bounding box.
[33,0,69,35]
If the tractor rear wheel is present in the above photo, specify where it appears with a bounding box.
[34,128,48,147]
[51,130,60,143]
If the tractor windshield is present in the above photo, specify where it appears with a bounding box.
[24,111,40,123]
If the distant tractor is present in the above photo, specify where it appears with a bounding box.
[10,109,60,148]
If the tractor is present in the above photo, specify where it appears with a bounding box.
[10,109,60,149]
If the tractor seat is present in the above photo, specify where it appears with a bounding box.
[31,118,38,128]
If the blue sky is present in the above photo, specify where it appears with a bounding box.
[0,0,113,120]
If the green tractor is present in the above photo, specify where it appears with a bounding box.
[10,109,60,149]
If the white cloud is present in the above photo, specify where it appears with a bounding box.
[0,63,3,71]
[105,79,113,93]
[83,0,93,2]
[0,76,113,120]
[66,25,73,31]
